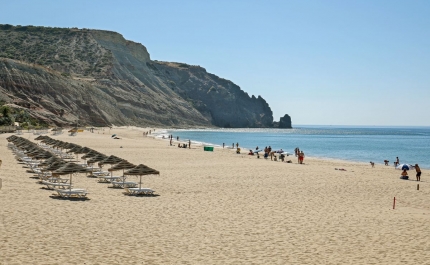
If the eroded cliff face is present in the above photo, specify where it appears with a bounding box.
[0,25,274,127]
[151,62,273,127]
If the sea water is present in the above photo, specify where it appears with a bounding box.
[156,126,430,169]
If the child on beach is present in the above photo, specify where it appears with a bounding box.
[400,169,408,180]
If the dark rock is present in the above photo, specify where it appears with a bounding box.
[278,114,292,128]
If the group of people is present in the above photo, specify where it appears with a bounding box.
[294,147,305,164]
[244,146,303,164]
[400,163,421,181]
[142,130,153,136]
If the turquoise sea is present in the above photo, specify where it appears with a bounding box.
[157,126,430,169]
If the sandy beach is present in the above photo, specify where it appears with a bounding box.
[1,127,430,264]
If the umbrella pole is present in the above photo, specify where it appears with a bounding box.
[139,175,142,189]
[70,173,72,191]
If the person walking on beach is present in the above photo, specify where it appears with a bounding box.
[299,150,305,164]
[236,142,239,148]
[177,136,179,141]
[415,164,421,181]
[232,143,234,148]
[395,157,399,167]
[223,143,225,148]
[189,139,191,149]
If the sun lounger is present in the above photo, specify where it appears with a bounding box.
[97,176,121,183]
[111,181,138,188]
[42,181,72,190]
[56,189,88,198]
[125,187,155,195]
[40,177,69,184]
[89,171,110,177]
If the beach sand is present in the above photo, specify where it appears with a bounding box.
[1,127,429,264]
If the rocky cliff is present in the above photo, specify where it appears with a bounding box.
[0,25,275,128]
[278,114,292,128]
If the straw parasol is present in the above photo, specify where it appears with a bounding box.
[39,156,63,167]
[66,145,82,153]
[63,142,78,150]
[87,154,108,164]
[6,135,19,142]
[43,160,67,172]
[52,162,89,191]
[42,138,57,145]
[108,160,136,186]
[124,164,159,189]
[34,135,50,141]
[98,155,124,168]
[26,149,45,157]
[32,151,53,160]
[66,145,82,159]
[108,160,136,173]
[76,147,93,154]
[81,150,102,160]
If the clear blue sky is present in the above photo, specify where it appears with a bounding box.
[3,0,430,126]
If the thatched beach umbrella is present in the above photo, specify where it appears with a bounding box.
[26,149,45,157]
[108,160,136,173]
[87,154,108,173]
[97,155,124,179]
[77,147,93,154]
[34,135,46,141]
[124,164,159,189]
[6,135,19,142]
[81,150,102,160]
[98,155,124,168]
[53,162,89,191]
[43,160,67,172]
[65,145,84,161]
[53,141,67,150]
[108,160,136,186]
[15,141,34,148]
[42,138,56,145]
[87,154,108,165]
[39,156,63,167]
[32,151,53,160]
[66,145,82,154]
[63,142,78,150]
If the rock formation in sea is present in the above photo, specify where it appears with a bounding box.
[278,114,292,128]
[0,24,277,128]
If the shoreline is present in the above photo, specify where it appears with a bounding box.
[153,128,427,169]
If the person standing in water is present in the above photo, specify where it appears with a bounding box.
[415,164,421,181]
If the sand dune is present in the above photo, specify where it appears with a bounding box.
[1,127,429,264]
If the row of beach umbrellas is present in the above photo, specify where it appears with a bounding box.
[7,134,159,196]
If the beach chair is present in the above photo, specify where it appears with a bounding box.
[125,187,155,196]
[111,181,138,188]
[56,189,88,198]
